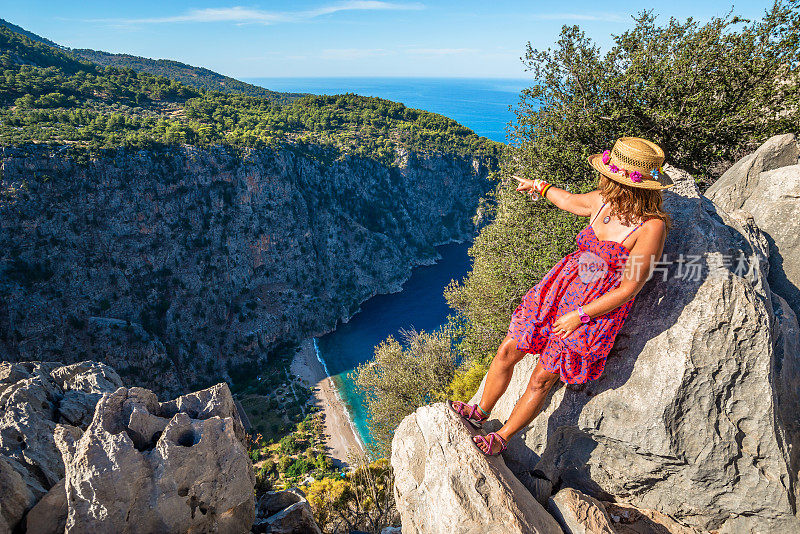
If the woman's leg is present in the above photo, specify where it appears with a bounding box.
[475,359,560,453]
[476,336,528,414]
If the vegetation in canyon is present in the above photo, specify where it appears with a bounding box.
[302,458,397,533]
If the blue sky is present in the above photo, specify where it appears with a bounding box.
[2,1,778,78]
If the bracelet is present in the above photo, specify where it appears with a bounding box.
[541,183,553,200]
[533,179,550,195]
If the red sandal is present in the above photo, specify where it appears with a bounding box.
[472,432,508,456]
[448,400,489,428]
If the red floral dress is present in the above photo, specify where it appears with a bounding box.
[507,204,644,384]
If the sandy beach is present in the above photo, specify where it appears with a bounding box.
[291,339,366,468]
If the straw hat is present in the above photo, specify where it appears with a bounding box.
[588,137,673,190]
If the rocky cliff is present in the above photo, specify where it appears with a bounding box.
[0,144,493,394]
[0,359,276,533]
[392,136,800,533]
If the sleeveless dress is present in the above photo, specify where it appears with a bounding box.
[507,203,645,384]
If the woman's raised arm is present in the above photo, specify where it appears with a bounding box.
[513,176,600,217]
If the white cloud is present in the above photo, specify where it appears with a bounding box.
[308,1,424,17]
[92,2,425,26]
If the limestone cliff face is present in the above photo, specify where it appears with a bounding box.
[0,144,494,394]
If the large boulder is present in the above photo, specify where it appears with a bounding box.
[391,403,563,534]
[706,133,798,212]
[469,166,800,532]
[708,135,800,318]
[253,487,323,534]
[55,383,255,533]
[0,359,121,533]
[25,478,68,534]
[0,455,35,532]
[547,488,614,534]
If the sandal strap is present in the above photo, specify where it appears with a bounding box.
[489,432,507,450]
[474,432,507,455]
[469,403,487,421]
[452,401,487,421]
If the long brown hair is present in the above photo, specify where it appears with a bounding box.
[598,174,671,229]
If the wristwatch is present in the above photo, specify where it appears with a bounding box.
[577,306,591,324]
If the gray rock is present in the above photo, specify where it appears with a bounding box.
[469,167,800,532]
[25,478,68,534]
[0,362,31,390]
[50,360,124,394]
[601,501,699,534]
[253,487,322,534]
[0,454,36,531]
[547,488,614,534]
[721,164,800,319]
[0,399,62,496]
[391,403,563,534]
[381,528,402,534]
[57,390,101,428]
[56,384,255,534]
[160,382,247,443]
[706,133,798,211]
[0,359,123,512]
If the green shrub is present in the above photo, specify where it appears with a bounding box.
[285,458,311,478]
[353,329,458,456]
[277,456,292,473]
[278,434,301,454]
[444,3,800,401]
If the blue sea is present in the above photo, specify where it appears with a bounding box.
[245,78,525,448]
[245,77,529,143]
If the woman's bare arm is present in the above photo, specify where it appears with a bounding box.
[513,176,600,217]
[552,218,667,337]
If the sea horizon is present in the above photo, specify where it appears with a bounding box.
[245,76,529,143]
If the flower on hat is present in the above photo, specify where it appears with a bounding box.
[601,150,611,165]
[651,169,659,178]
[609,164,619,173]
[630,171,643,182]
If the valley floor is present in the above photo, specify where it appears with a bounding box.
[291,339,365,468]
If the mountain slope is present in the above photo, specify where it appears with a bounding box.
[0,24,498,160]
[72,49,303,102]
[0,18,63,49]
[0,17,298,102]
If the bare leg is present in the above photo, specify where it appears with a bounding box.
[476,336,528,414]
[475,360,560,453]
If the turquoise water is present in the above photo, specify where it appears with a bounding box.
[314,242,472,449]
[244,77,528,143]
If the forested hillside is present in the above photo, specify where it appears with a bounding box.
[0,17,298,101]
[0,25,499,164]
[72,49,303,102]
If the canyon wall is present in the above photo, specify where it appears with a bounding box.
[0,144,493,394]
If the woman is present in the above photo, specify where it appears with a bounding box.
[450,137,672,456]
